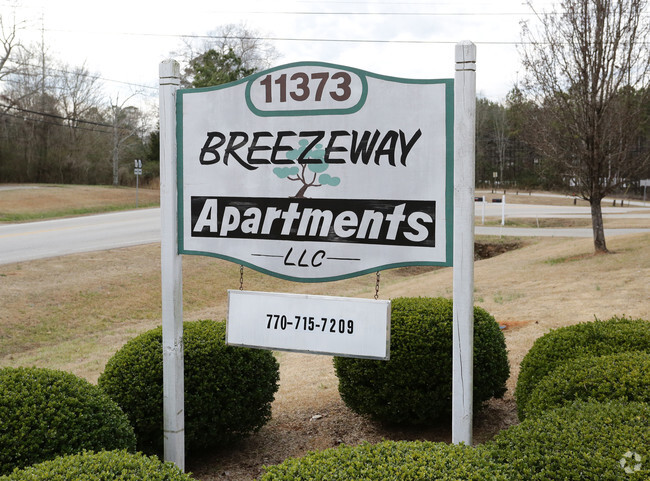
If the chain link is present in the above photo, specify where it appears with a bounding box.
[374,271,381,300]
[239,265,244,291]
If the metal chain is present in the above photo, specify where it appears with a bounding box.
[374,271,381,300]
[239,265,244,291]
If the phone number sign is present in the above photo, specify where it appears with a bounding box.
[227,290,391,359]
[178,61,454,282]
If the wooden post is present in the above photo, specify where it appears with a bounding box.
[159,59,184,470]
[452,41,476,445]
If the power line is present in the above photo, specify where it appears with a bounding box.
[41,28,522,46]
[1,103,114,128]
[4,60,157,91]
[0,109,112,134]
[216,10,534,16]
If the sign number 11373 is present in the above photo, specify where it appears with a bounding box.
[259,71,352,104]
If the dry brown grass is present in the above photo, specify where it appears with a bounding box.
[1,235,647,442]
[0,184,159,218]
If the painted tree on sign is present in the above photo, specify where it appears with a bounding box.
[273,139,341,198]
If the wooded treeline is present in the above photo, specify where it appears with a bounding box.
[0,41,158,186]
[476,86,650,194]
[0,21,277,186]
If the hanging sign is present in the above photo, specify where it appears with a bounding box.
[227,290,391,359]
[177,61,453,282]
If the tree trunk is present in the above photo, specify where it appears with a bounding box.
[112,147,119,186]
[293,183,309,198]
[590,198,608,253]
[112,122,119,186]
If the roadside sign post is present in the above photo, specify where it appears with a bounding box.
[158,41,476,468]
[452,40,476,445]
[159,60,184,471]
[641,179,650,205]
[134,159,142,208]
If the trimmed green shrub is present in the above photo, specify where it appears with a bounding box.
[98,319,279,454]
[0,367,136,475]
[515,316,650,417]
[334,297,509,424]
[0,450,196,481]
[261,440,509,481]
[523,351,650,419]
[486,401,650,480]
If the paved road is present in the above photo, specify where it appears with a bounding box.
[1,205,648,266]
[0,209,160,265]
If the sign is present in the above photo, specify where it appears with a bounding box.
[641,179,650,187]
[177,61,453,282]
[227,290,391,359]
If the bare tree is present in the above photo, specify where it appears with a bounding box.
[176,23,279,87]
[0,8,23,82]
[520,0,650,252]
[493,105,509,188]
[0,7,34,111]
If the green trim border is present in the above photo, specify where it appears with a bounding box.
[175,61,454,282]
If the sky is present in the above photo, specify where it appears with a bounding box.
[8,0,556,109]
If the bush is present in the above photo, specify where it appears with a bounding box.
[334,297,509,424]
[515,316,650,418]
[523,351,650,419]
[0,367,136,475]
[98,319,279,454]
[0,450,196,481]
[486,401,650,480]
[261,440,509,481]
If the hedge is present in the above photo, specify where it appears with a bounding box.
[0,367,135,475]
[261,440,509,480]
[515,316,650,418]
[98,319,279,454]
[334,297,509,424]
[523,351,650,419]
[486,400,650,480]
[0,450,196,481]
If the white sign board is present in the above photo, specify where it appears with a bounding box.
[227,290,391,359]
[641,179,650,187]
[177,62,453,282]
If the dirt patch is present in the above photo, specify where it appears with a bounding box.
[499,319,536,330]
[189,386,518,481]
[392,241,522,277]
[474,241,522,260]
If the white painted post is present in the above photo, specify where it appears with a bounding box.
[159,60,184,470]
[501,194,506,226]
[452,41,476,445]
